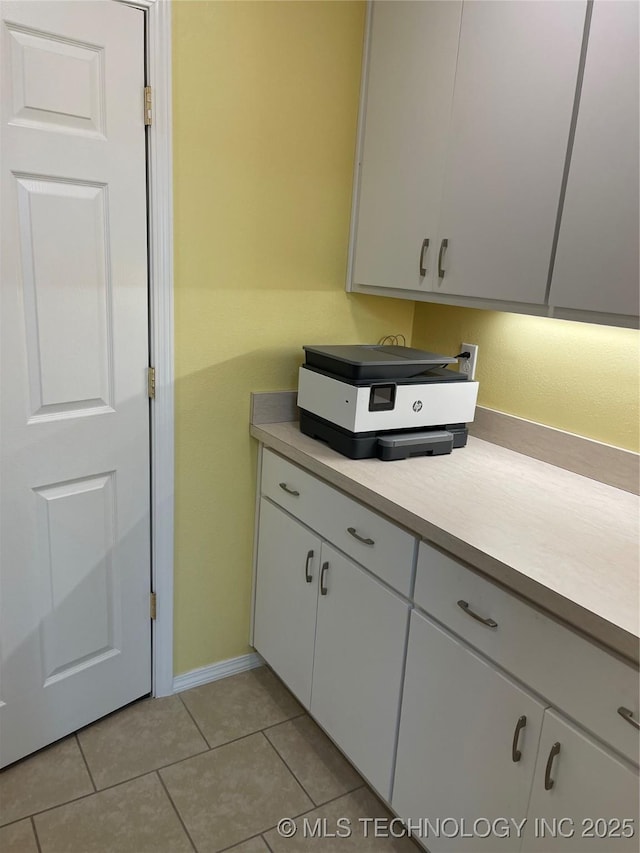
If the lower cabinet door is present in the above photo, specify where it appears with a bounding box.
[253,498,320,707]
[521,709,640,852]
[310,543,409,800]
[392,610,545,852]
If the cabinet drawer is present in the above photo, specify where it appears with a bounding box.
[415,541,640,765]
[261,449,416,596]
[261,447,319,523]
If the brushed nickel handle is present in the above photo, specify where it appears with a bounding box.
[457,600,498,629]
[347,527,375,546]
[320,561,329,596]
[618,707,640,731]
[304,550,314,583]
[544,742,561,790]
[279,482,299,497]
[438,238,448,278]
[512,715,527,762]
[419,238,430,276]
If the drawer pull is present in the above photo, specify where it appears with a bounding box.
[320,561,329,596]
[544,742,561,790]
[617,707,640,731]
[419,238,430,276]
[304,550,314,583]
[511,715,527,763]
[457,600,498,629]
[279,482,300,497]
[347,527,375,546]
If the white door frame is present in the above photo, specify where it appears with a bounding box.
[118,0,174,696]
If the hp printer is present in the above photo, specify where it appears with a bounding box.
[297,345,479,460]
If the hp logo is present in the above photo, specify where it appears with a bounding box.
[412,400,423,413]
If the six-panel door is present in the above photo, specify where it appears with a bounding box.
[0,0,151,767]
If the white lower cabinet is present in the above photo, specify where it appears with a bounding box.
[522,710,639,852]
[253,452,640,850]
[253,496,410,798]
[253,498,320,707]
[311,543,409,798]
[393,610,546,852]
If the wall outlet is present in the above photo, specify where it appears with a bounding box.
[458,342,478,381]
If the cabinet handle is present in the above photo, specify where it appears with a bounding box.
[438,238,448,279]
[511,715,527,763]
[544,742,561,790]
[617,707,640,731]
[320,561,329,596]
[419,238,430,276]
[347,527,375,546]
[457,600,498,629]
[304,550,314,583]
[279,482,299,497]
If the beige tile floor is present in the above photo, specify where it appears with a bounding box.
[0,667,418,853]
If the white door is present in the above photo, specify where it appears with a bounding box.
[0,0,151,767]
[433,0,586,303]
[352,0,462,293]
[253,498,320,708]
[392,611,546,853]
[310,544,409,800]
[522,709,639,852]
[549,0,640,317]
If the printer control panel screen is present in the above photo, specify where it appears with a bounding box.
[368,383,396,412]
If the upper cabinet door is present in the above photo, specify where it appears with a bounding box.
[434,1,586,303]
[352,1,462,292]
[549,1,639,319]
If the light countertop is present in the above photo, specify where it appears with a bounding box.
[250,421,640,665]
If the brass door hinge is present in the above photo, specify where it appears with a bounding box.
[147,366,156,399]
[150,592,157,620]
[144,86,152,126]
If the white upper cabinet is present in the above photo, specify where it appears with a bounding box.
[433,1,586,303]
[549,1,640,320]
[351,1,462,292]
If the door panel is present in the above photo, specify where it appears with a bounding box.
[16,176,113,418]
[434,1,586,303]
[0,0,150,767]
[253,499,320,708]
[6,22,105,137]
[352,0,462,292]
[393,610,546,852]
[311,544,409,800]
[522,710,639,852]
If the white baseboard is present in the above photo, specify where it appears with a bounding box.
[172,652,263,694]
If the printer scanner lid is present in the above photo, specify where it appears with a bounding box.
[303,345,457,381]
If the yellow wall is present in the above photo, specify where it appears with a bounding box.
[412,304,640,452]
[172,1,414,674]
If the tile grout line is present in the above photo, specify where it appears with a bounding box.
[256,785,369,840]
[74,734,97,792]
[260,718,364,810]
[30,816,43,853]
[260,710,307,735]
[155,770,199,853]
[259,731,316,808]
[216,833,269,853]
[261,833,275,853]
[176,691,214,749]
